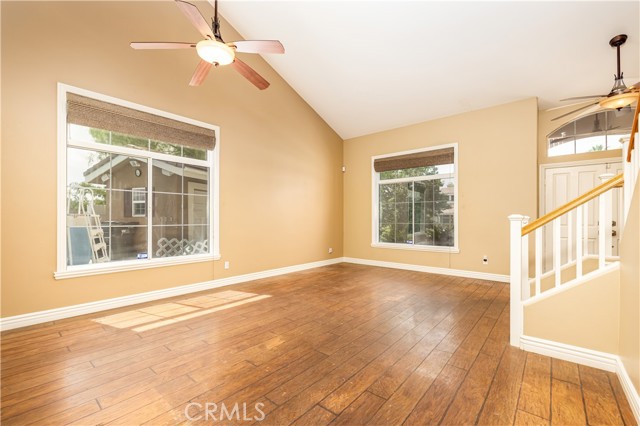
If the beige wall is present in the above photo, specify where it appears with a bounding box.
[619,177,640,393]
[1,1,343,317]
[343,98,538,275]
[524,266,621,354]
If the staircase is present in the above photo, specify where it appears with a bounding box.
[508,172,625,346]
[507,102,640,422]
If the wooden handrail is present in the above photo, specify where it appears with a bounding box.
[522,173,624,236]
[628,97,639,162]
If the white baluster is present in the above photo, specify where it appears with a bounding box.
[535,228,542,296]
[522,232,530,300]
[508,214,529,348]
[584,200,589,256]
[567,209,573,263]
[553,218,561,287]
[598,193,606,269]
[576,204,583,279]
[599,174,614,267]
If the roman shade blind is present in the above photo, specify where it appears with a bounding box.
[67,93,216,150]
[373,147,454,172]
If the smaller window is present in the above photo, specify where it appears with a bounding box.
[548,109,633,157]
[372,144,458,252]
[131,187,146,217]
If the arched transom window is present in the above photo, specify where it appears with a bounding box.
[548,107,634,157]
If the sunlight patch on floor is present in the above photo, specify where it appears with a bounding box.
[93,290,271,332]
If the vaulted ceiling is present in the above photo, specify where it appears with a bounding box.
[218,1,639,139]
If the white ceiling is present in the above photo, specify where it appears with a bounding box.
[218,1,640,139]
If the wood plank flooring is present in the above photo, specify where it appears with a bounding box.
[0,264,636,425]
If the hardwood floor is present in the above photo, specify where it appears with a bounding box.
[0,264,636,425]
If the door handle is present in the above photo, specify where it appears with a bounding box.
[612,220,616,227]
[612,230,617,237]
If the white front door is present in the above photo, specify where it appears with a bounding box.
[543,161,623,270]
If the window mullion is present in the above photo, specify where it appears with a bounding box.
[66,138,209,168]
[147,158,153,260]
[411,182,415,245]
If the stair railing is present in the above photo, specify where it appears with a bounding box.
[508,173,623,347]
[623,100,639,221]
[508,99,639,348]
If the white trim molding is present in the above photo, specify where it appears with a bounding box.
[3,256,507,331]
[520,335,618,372]
[520,335,640,423]
[522,261,620,306]
[617,356,640,424]
[343,257,509,282]
[0,257,343,331]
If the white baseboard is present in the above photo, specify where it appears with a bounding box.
[343,257,509,282]
[520,335,640,423]
[617,355,640,424]
[520,335,618,372]
[0,257,344,331]
[0,256,506,331]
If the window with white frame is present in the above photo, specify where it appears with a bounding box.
[548,109,633,157]
[58,85,219,277]
[131,187,146,217]
[372,144,458,252]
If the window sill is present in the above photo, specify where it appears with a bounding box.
[371,243,460,253]
[54,253,221,280]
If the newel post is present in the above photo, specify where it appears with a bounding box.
[508,214,529,348]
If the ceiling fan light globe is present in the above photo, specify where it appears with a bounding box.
[196,40,235,65]
[599,92,639,110]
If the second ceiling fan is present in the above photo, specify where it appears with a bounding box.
[131,0,284,89]
[554,34,639,121]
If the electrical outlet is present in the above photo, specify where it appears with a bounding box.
[328,247,333,254]
[224,261,230,270]
[482,256,488,265]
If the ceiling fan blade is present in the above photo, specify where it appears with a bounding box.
[231,58,270,90]
[189,60,212,86]
[175,0,214,40]
[627,81,640,91]
[130,42,196,50]
[560,95,606,101]
[230,40,285,54]
[551,101,599,121]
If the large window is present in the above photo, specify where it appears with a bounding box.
[372,145,458,252]
[548,108,634,157]
[57,85,220,278]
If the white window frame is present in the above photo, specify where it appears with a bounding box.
[371,143,459,253]
[131,187,146,217]
[56,83,221,279]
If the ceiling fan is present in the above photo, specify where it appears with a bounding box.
[130,0,284,89]
[553,34,639,121]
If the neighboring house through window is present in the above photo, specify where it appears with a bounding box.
[57,84,220,278]
[372,144,458,252]
[131,187,146,217]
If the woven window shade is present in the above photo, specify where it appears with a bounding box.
[374,147,454,172]
[67,94,216,150]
